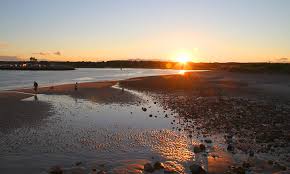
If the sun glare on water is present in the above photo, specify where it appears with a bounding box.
[178,70,186,75]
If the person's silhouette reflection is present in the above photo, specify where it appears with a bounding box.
[34,95,38,101]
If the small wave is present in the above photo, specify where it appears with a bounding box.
[73,77,95,81]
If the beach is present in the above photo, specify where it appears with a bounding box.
[0,71,290,173]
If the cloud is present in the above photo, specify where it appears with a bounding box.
[32,52,50,56]
[54,51,61,56]
[0,56,21,61]
[0,43,9,49]
[277,57,289,62]
[32,51,61,56]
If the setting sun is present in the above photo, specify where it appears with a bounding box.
[175,52,191,64]
[177,56,189,63]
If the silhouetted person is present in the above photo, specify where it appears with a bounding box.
[74,82,78,91]
[33,81,38,94]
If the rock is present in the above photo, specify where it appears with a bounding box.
[144,163,154,173]
[49,166,63,174]
[149,114,153,117]
[75,161,82,166]
[91,168,97,174]
[194,146,201,153]
[268,160,274,165]
[153,161,164,170]
[274,162,287,171]
[204,139,212,144]
[164,169,175,173]
[242,161,251,168]
[142,107,147,112]
[249,150,254,157]
[227,144,234,152]
[199,144,206,151]
[189,164,207,174]
[71,167,86,174]
[232,166,245,174]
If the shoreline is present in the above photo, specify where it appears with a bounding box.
[0,68,199,91]
[1,70,189,93]
[2,70,290,101]
[1,71,290,173]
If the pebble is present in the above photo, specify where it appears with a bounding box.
[249,150,254,157]
[194,146,201,153]
[227,144,235,152]
[153,161,164,170]
[204,139,212,144]
[70,167,86,174]
[75,161,82,166]
[242,161,251,168]
[144,163,154,173]
[232,166,245,174]
[48,166,63,174]
[189,164,207,174]
[199,144,206,151]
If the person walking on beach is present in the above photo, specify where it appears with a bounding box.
[33,81,38,94]
[74,82,78,91]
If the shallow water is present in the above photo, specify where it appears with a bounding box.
[0,86,208,174]
[0,68,199,90]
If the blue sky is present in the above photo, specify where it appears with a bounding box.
[0,0,290,62]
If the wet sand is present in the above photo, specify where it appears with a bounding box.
[0,92,51,133]
[1,71,290,173]
[120,71,290,173]
[0,81,141,133]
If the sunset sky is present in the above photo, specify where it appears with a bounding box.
[0,0,290,62]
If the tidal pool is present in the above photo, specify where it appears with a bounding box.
[0,86,215,174]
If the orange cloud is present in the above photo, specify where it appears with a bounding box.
[0,56,21,61]
[54,51,61,56]
[32,52,50,56]
[32,51,62,56]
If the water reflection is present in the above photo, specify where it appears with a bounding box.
[179,70,186,75]
[1,87,201,173]
[34,94,38,101]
